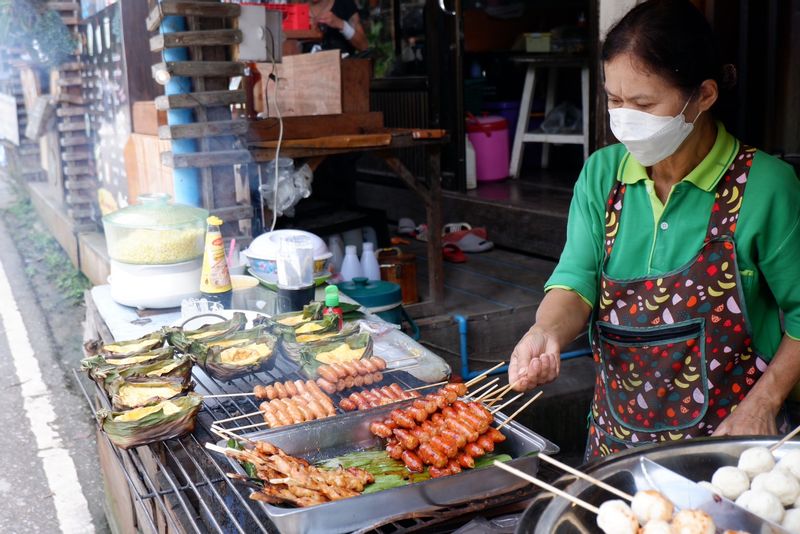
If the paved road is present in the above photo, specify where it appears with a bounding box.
[0,176,109,533]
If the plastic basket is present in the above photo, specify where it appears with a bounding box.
[265,3,310,31]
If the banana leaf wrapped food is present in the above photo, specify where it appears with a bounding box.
[108,376,193,411]
[97,393,203,449]
[264,301,362,337]
[87,353,193,394]
[165,312,248,351]
[296,332,373,378]
[190,327,279,381]
[81,346,177,385]
[83,331,164,358]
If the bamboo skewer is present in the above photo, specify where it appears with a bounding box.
[467,377,500,399]
[211,425,256,444]
[489,393,524,415]
[474,383,500,402]
[493,461,600,515]
[496,391,543,430]
[214,410,263,424]
[406,380,449,393]
[218,420,270,433]
[537,453,634,501]
[487,380,522,407]
[770,423,800,452]
[464,362,506,388]
[204,392,256,399]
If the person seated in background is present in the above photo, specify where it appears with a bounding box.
[308,0,369,54]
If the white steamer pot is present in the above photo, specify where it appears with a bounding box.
[109,258,202,309]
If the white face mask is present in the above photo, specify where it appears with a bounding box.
[609,98,700,167]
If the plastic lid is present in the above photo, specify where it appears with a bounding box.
[337,277,401,309]
[363,242,374,251]
[103,193,209,229]
[324,285,340,307]
[207,215,223,226]
[345,245,358,255]
[466,115,509,133]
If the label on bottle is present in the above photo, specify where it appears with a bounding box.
[200,229,232,293]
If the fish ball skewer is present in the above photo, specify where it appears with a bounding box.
[630,490,674,524]
[710,466,750,500]
[596,500,639,534]
[735,489,784,523]
[751,468,800,506]
[737,446,775,478]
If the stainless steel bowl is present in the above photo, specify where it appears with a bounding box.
[516,437,800,534]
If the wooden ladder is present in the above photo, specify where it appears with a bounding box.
[147,0,253,244]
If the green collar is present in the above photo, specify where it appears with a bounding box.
[616,121,739,192]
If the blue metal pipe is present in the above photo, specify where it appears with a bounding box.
[160,14,202,206]
[453,314,593,379]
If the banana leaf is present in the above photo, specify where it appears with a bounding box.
[81,347,176,384]
[165,312,248,351]
[108,376,193,411]
[267,302,363,336]
[98,393,203,450]
[92,354,193,393]
[190,328,279,382]
[296,333,373,378]
[280,322,361,361]
[84,331,165,358]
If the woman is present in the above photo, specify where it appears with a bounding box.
[308,0,369,54]
[509,0,800,460]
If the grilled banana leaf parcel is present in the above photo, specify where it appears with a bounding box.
[109,377,192,411]
[81,347,176,384]
[266,302,362,336]
[166,312,248,351]
[190,328,278,381]
[89,354,193,392]
[83,331,164,358]
[297,333,373,378]
[98,393,203,449]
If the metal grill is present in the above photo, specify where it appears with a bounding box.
[74,351,449,533]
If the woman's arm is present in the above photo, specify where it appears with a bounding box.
[509,288,592,391]
[713,335,800,436]
[315,11,369,52]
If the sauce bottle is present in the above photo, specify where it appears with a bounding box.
[200,216,232,308]
[323,285,344,331]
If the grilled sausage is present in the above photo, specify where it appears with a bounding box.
[386,442,404,461]
[306,399,327,420]
[430,434,459,458]
[294,380,308,395]
[260,402,280,428]
[457,453,475,469]
[418,443,448,469]
[362,373,374,386]
[372,372,384,384]
[465,442,486,457]
[353,374,365,387]
[389,383,408,399]
[272,382,287,399]
[295,401,314,422]
[317,366,339,383]
[329,363,348,379]
[371,357,387,370]
[390,408,417,429]
[370,421,395,438]
[316,378,337,395]
[442,428,468,449]
[284,380,298,397]
[401,450,425,473]
[343,376,355,389]
[360,358,377,373]
[487,427,506,442]
[393,428,420,450]
[339,398,357,412]
[270,400,293,426]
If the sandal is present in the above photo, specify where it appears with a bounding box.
[451,233,493,253]
[443,243,467,263]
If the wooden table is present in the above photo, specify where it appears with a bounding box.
[249,127,448,314]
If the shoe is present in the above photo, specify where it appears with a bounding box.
[443,243,467,263]
[398,217,417,236]
[451,233,493,253]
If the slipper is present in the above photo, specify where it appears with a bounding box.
[415,224,429,242]
[442,224,488,244]
[443,243,467,263]
[398,217,417,236]
[452,232,494,253]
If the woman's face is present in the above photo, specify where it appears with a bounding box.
[604,52,690,118]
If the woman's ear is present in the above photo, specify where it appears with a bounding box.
[696,79,719,114]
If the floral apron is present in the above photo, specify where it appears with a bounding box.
[586,145,771,460]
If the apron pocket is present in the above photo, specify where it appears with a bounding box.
[597,319,708,433]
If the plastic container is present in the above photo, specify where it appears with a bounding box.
[264,3,310,30]
[102,193,208,265]
[466,115,510,182]
[337,278,419,339]
[243,229,332,284]
[484,101,521,149]
[360,242,381,281]
[340,245,363,282]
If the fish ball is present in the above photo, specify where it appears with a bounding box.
[640,519,671,534]
[631,490,674,524]
[596,500,638,534]
[670,510,715,534]
[751,468,800,506]
[697,480,723,496]
[777,449,800,480]
[711,466,750,500]
[782,509,800,532]
[738,446,775,478]
[735,490,784,523]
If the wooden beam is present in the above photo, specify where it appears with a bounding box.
[64,178,97,189]
[146,1,241,32]
[61,150,91,162]
[161,149,253,168]
[246,113,385,142]
[155,89,246,110]
[210,204,253,223]
[158,119,248,140]
[56,106,88,117]
[150,29,242,52]
[152,61,245,79]
[58,121,87,132]
[60,135,90,147]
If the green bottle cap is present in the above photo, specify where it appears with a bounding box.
[324,285,340,307]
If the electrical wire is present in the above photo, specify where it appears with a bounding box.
[263,26,283,233]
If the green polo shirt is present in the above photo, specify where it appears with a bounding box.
[546,122,800,361]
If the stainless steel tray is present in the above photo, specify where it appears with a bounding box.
[525,437,799,534]
[218,399,559,534]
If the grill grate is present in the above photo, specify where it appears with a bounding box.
[74,348,450,533]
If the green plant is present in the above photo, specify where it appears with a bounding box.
[367,20,395,79]
[0,0,76,66]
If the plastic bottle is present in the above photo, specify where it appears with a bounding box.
[200,216,232,308]
[360,242,381,281]
[322,285,344,331]
[340,245,363,282]
[328,234,345,273]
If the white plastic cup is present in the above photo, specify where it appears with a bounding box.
[277,235,314,289]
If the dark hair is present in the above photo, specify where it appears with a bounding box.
[602,0,736,94]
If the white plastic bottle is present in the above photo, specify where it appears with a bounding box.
[340,245,364,282]
[360,242,381,281]
[328,234,345,273]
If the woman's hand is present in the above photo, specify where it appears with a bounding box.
[712,394,779,437]
[314,11,345,31]
[509,326,561,392]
